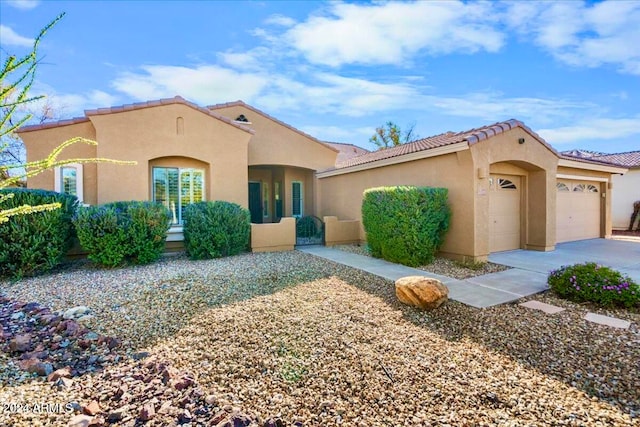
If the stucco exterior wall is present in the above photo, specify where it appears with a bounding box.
[88,104,251,206]
[251,217,296,252]
[317,151,476,259]
[611,169,640,229]
[21,121,99,205]
[470,127,558,257]
[212,105,337,171]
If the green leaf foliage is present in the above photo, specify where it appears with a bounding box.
[183,201,250,260]
[0,188,78,278]
[361,186,451,267]
[548,262,639,308]
[73,201,170,267]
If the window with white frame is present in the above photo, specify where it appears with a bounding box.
[152,167,204,225]
[292,181,303,218]
[54,163,83,203]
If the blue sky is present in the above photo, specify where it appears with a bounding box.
[1,0,639,153]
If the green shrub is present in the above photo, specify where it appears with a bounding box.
[0,188,78,278]
[361,186,451,267]
[183,201,250,260]
[548,262,639,308]
[73,201,170,267]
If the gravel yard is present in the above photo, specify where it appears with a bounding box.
[1,250,638,426]
[332,244,510,279]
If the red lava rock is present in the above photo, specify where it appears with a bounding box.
[106,337,121,349]
[173,375,195,390]
[67,414,93,427]
[138,402,156,421]
[17,358,53,376]
[9,333,32,352]
[47,366,72,382]
[82,400,101,416]
[264,418,286,427]
[114,384,129,400]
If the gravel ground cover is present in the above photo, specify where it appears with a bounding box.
[0,250,638,426]
[332,244,510,279]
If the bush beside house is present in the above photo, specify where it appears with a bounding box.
[0,188,78,278]
[548,262,639,308]
[183,201,250,260]
[362,186,451,267]
[73,201,170,267]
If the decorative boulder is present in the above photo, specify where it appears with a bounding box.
[395,276,448,310]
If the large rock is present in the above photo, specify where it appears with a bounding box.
[395,276,448,310]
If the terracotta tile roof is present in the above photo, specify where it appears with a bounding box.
[335,119,553,169]
[17,117,90,133]
[208,101,339,153]
[592,151,640,168]
[18,96,255,134]
[322,141,370,164]
[560,149,640,168]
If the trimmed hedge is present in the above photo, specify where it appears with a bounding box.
[361,186,450,267]
[183,201,250,260]
[0,188,78,278]
[548,262,639,308]
[73,201,170,267]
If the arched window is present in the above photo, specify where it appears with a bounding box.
[556,182,570,192]
[498,178,517,190]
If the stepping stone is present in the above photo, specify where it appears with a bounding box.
[584,312,631,329]
[519,300,565,314]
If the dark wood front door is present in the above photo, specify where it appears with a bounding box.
[248,182,262,224]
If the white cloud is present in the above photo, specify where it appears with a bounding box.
[255,72,423,117]
[503,1,640,75]
[0,25,33,47]
[427,92,594,124]
[111,65,269,105]
[5,0,39,10]
[280,1,504,66]
[538,117,640,144]
[264,14,296,27]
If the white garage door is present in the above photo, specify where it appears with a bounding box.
[489,175,521,252]
[556,179,601,243]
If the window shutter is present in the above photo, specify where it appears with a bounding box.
[292,182,302,217]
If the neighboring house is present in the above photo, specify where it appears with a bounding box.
[19,97,627,261]
[562,150,640,230]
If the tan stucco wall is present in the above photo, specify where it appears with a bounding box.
[611,169,640,229]
[471,127,559,257]
[324,216,361,246]
[251,217,295,252]
[88,104,251,206]
[318,151,476,259]
[212,105,337,170]
[21,121,99,205]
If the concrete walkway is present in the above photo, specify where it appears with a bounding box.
[297,246,547,308]
[489,239,640,283]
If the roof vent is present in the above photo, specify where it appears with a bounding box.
[235,114,249,123]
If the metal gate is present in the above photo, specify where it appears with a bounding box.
[295,215,324,246]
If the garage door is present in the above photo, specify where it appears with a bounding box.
[556,179,601,243]
[489,175,521,252]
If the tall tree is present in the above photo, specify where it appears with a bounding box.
[0,13,134,223]
[369,121,419,150]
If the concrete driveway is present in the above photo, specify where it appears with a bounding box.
[488,238,640,282]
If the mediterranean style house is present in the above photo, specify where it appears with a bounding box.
[18,96,628,261]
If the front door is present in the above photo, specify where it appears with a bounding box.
[248,182,262,224]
